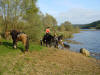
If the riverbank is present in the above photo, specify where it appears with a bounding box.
[80,29,97,31]
[0,42,100,75]
[68,30,100,60]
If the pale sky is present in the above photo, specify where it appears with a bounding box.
[37,0,100,24]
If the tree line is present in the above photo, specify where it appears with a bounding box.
[0,0,80,42]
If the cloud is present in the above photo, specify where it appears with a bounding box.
[37,0,100,24]
[56,8,100,24]
[37,0,83,16]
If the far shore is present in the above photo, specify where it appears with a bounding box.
[80,29,100,31]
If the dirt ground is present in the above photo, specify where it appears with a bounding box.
[0,48,100,75]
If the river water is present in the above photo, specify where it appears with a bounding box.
[68,30,100,59]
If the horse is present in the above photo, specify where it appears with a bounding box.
[10,30,29,52]
[41,33,63,48]
[41,33,54,47]
[57,35,70,49]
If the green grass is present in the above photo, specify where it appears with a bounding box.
[0,39,44,56]
[0,39,44,74]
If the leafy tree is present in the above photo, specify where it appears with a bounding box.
[43,14,57,33]
[60,21,74,31]
[0,0,44,41]
[58,25,65,31]
[0,16,3,33]
[74,26,80,33]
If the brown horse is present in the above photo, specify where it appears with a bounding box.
[10,30,29,52]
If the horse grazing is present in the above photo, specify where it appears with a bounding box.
[10,30,29,52]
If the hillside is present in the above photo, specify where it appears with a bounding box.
[0,40,100,75]
[73,20,100,29]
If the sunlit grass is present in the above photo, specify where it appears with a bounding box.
[0,39,44,56]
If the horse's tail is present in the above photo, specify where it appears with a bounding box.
[25,36,29,51]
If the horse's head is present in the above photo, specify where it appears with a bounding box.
[58,35,63,41]
[10,30,19,38]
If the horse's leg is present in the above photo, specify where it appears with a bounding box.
[49,41,52,47]
[13,40,17,49]
[46,41,47,47]
[23,37,29,52]
[26,37,29,51]
[49,42,52,47]
[40,40,42,46]
[56,41,58,48]
[52,40,56,48]
[54,42,57,48]
[47,40,51,47]
[44,40,46,47]
[44,42,46,47]
[48,42,50,47]
[47,42,50,47]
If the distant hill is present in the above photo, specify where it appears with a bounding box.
[73,20,100,29]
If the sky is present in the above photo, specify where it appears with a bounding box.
[37,0,100,25]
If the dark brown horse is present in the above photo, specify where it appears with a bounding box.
[41,33,54,47]
[41,33,63,48]
[10,30,29,52]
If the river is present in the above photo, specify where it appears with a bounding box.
[68,30,100,59]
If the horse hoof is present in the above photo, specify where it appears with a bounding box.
[25,50,28,52]
[14,45,17,49]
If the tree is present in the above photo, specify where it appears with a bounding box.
[0,16,3,33]
[0,0,44,41]
[60,21,74,31]
[43,14,57,33]
[58,25,65,31]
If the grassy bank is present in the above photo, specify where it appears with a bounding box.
[0,39,44,56]
[0,39,100,75]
